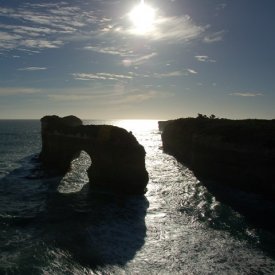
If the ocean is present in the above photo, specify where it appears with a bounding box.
[0,119,275,274]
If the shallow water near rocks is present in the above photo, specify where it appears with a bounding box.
[0,119,275,274]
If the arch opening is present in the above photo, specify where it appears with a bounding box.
[58,150,92,194]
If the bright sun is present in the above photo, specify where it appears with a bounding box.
[129,0,156,34]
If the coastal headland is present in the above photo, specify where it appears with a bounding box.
[160,116,275,197]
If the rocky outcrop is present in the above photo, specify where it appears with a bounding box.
[158,121,171,131]
[161,117,275,196]
[40,115,149,195]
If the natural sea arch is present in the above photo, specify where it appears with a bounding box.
[58,150,92,194]
[40,115,149,195]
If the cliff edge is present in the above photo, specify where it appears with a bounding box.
[160,117,275,196]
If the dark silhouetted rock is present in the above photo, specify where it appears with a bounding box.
[40,115,149,195]
[161,117,275,197]
[158,121,171,131]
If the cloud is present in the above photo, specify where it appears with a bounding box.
[84,45,134,57]
[0,2,100,52]
[151,16,206,42]
[195,55,216,62]
[0,31,22,49]
[204,31,225,43]
[0,87,42,95]
[229,92,264,97]
[0,32,58,52]
[72,72,133,81]
[122,52,157,66]
[0,0,209,59]
[18,67,47,71]
[109,90,158,105]
[20,39,63,49]
[153,71,184,78]
[47,87,162,106]
[187,69,197,74]
[153,69,197,78]
[116,15,207,43]
[48,94,98,101]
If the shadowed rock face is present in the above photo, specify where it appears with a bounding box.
[40,115,149,195]
[160,117,275,197]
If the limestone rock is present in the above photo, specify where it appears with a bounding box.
[40,115,149,195]
[161,117,275,196]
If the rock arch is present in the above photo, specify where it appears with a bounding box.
[40,115,149,195]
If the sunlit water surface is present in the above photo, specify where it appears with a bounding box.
[0,120,274,274]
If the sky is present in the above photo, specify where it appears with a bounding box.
[0,0,275,119]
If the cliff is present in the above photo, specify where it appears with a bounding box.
[40,115,149,195]
[160,117,275,196]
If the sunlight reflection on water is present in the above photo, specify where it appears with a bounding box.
[38,120,275,273]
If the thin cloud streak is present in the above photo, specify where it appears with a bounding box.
[229,92,264,97]
[84,45,134,57]
[47,88,164,106]
[151,16,206,42]
[0,87,42,95]
[195,55,216,62]
[72,72,133,81]
[187,69,197,74]
[122,52,157,66]
[153,69,197,78]
[204,30,225,43]
[18,67,47,71]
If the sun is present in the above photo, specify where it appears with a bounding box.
[129,0,156,34]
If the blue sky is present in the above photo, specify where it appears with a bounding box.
[0,0,274,119]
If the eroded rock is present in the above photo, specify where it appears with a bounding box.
[40,115,149,195]
[161,117,275,196]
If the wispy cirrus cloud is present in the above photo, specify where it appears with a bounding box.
[84,45,134,57]
[153,69,197,78]
[122,52,157,66]
[0,31,22,49]
[72,72,133,81]
[204,30,225,43]
[0,0,214,62]
[47,86,164,106]
[195,55,216,62]
[21,39,63,49]
[85,44,157,67]
[152,16,206,42]
[0,87,42,95]
[47,91,157,104]
[119,15,207,43]
[0,2,100,52]
[18,67,47,71]
[229,92,264,97]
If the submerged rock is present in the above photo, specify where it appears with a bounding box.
[40,115,149,195]
[160,117,275,197]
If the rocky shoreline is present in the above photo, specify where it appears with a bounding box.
[160,117,275,197]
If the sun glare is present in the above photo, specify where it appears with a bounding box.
[115,119,157,132]
[129,0,156,34]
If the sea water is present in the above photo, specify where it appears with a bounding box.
[0,119,275,274]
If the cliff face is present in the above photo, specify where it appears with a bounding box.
[40,115,149,195]
[161,118,275,196]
